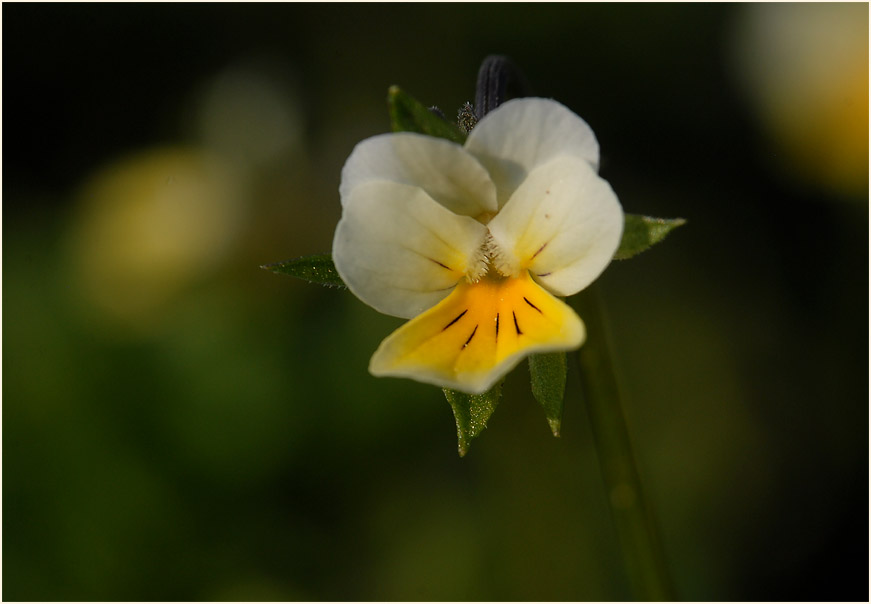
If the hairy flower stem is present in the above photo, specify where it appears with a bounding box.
[473,55,671,598]
[573,285,675,601]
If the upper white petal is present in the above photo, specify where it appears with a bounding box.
[339,132,498,218]
[487,155,623,297]
[333,180,489,319]
[464,98,600,207]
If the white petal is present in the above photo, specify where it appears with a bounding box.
[464,98,600,207]
[333,181,489,319]
[339,132,498,218]
[487,156,623,297]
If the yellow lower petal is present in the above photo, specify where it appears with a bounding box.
[369,271,585,394]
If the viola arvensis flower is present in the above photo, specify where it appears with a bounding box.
[333,98,623,394]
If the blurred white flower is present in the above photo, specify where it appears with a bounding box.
[194,61,304,171]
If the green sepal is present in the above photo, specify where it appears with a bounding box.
[614,214,686,260]
[528,352,567,437]
[388,85,467,144]
[443,381,502,457]
[260,254,346,288]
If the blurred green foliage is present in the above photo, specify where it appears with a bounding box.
[3,3,868,601]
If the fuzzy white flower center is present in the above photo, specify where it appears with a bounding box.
[466,231,520,283]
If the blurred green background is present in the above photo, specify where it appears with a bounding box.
[3,3,868,601]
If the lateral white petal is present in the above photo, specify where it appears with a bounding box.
[333,181,489,319]
[464,98,600,207]
[487,156,623,297]
[339,132,498,218]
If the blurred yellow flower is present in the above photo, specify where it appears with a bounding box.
[333,98,624,393]
[67,148,243,328]
[732,3,868,198]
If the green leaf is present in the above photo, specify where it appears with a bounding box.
[528,352,567,437]
[614,214,686,260]
[387,85,467,144]
[443,382,502,457]
[260,254,346,288]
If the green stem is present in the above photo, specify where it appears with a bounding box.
[574,285,675,601]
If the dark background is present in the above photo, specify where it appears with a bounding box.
[4,3,868,601]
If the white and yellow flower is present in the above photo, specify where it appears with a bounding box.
[333,98,623,394]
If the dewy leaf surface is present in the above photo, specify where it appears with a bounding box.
[528,352,567,437]
[443,382,502,457]
[261,254,347,288]
[388,86,468,144]
[614,214,686,260]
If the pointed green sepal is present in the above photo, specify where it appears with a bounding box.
[388,85,468,144]
[614,214,686,260]
[528,352,567,437]
[443,381,502,457]
[260,254,347,288]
